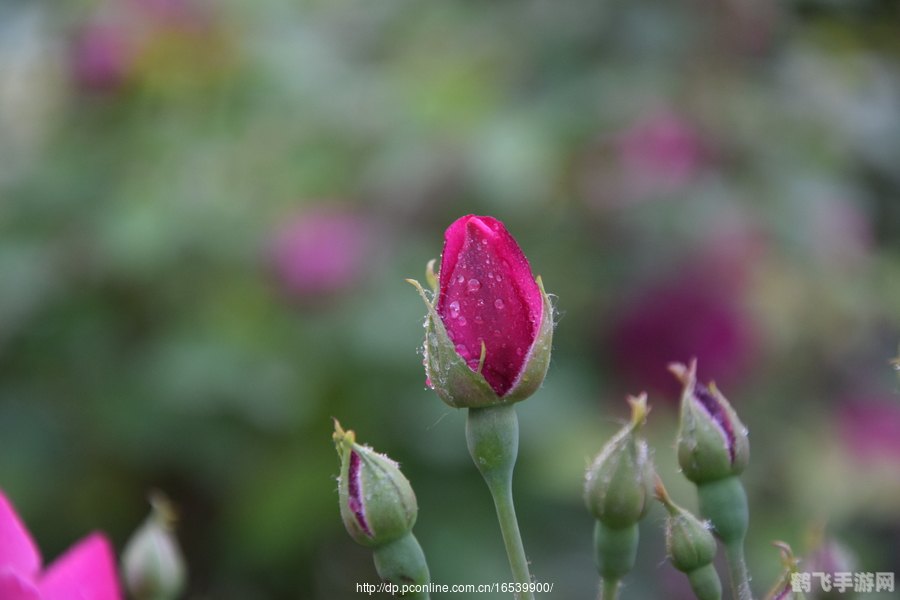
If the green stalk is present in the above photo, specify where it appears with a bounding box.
[725,541,752,600]
[372,533,431,599]
[600,577,620,600]
[466,405,534,600]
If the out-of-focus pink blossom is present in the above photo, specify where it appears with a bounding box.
[0,490,122,600]
[70,21,133,93]
[607,271,757,400]
[617,111,709,196]
[838,397,900,462]
[269,209,374,301]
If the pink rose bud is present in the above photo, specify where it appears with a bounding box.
[409,215,553,408]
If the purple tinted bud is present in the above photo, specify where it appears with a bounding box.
[672,360,749,484]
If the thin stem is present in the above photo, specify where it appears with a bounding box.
[600,577,620,600]
[725,541,753,600]
[466,405,533,600]
[485,477,534,600]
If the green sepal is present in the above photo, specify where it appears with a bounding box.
[407,278,500,408]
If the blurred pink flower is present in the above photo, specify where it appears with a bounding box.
[70,21,134,93]
[838,397,900,462]
[617,111,708,197]
[0,490,122,600]
[607,270,757,400]
[269,209,374,301]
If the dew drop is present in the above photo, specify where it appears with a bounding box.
[457,275,465,284]
[448,301,460,318]
[494,299,505,310]
[487,272,494,279]
[467,278,481,293]
[476,299,485,308]
[457,316,467,326]
[495,274,502,282]
[481,239,488,245]
[474,315,483,324]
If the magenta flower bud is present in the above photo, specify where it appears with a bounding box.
[409,215,553,408]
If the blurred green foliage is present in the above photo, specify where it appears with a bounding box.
[1,0,899,598]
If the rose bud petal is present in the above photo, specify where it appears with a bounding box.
[409,215,553,408]
[671,360,750,485]
[333,421,417,548]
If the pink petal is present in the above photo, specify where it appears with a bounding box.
[39,533,122,600]
[437,215,542,395]
[0,571,42,600]
[0,491,42,578]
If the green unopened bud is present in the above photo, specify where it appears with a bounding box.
[333,420,417,548]
[655,479,722,600]
[584,394,654,528]
[122,492,187,600]
[671,360,749,485]
[333,421,431,597]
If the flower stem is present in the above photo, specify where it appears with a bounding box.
[600,577,620,600]
[466,405,534,600]
[725,541,753,600]
[372,533,431,599]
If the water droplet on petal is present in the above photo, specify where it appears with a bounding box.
[457,275,465,284]
[448,301,460,318]
[467,278,481,293]
[457,316,467,326]
[494,299,505,309]
[476,299,485,307]
[474,315,483,324]
[481,239,488,245]
[495,274,502,282]
[487,272,494,279]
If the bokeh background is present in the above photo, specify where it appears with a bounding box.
[1,0,899,598]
